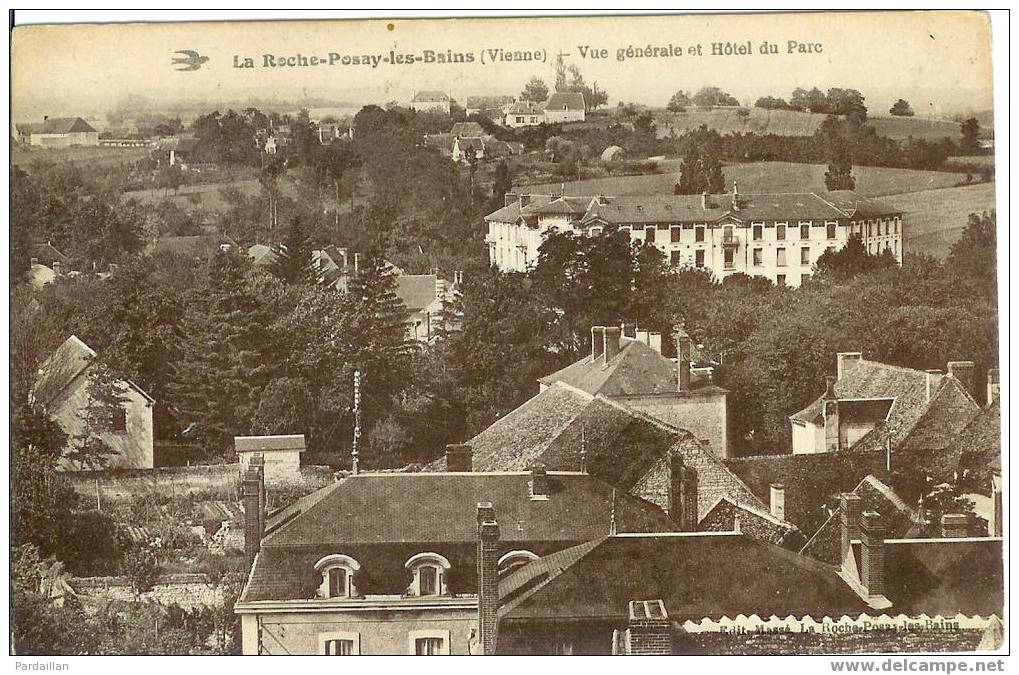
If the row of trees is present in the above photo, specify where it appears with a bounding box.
[519,58,610,109]
[755,86,868,119]
[667,86,740,112]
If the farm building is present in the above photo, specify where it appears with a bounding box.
[15,116,99,147]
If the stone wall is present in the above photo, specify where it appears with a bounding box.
[71,573,230,610]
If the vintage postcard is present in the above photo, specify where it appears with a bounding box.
[8,10,1005,662]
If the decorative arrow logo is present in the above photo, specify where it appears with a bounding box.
[172,50,209,71]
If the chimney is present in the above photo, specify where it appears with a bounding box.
[701,191,709,209]
[603,326,622,362]
[648,332,662,354]
[591,326,606,362]
[836,352,862,381]
[860,511,887,598]
[446,444,472,472]
[503,192,518,208]
[940,513,970,538]
[518,194,532,208]
[947,361,975,397]
[620,322,637,339]
[353,252,360,274]
[986,368,1000,406]
[823,377,840,453]
[668,453,698,531]
[731,180,740,212]
[839,493,862,573]
[769,483,786,521]
[529,463,549,500]
[624,600,671,655]
[636,329,649,345]
[925,369,943,402]
[52,261,61,275]
[676,326,692,393]
[477,505,500,656]
[242,455,266,570]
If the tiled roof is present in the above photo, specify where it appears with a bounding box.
[894,376,981,476]
[545,92,586,111]
[235,434,306,453]
[885,538,1003,616]
[506,100,545,115]
[33,335,97,406]
[450,122,485,137]
[956,401,1001,492]
[454,136,485,152]
[800,475,921,564]
[723,450,889,540]
[30,241,70,266]
[824,190,904,219]
[499,533,869,622]
[395,274,440,312]
[423,133,455,153]
[17,117,96,135]
[412,90,450,103]
[538,338,680,396]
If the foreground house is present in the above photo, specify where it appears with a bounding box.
[485,188,903,285]
[31,336,154,469]
[15,116,99,147]
[234,459,678,655]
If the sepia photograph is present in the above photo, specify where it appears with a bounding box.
[7,9,1007,662]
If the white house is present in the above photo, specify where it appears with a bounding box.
[409,91,451,114]
[543,92,586,124]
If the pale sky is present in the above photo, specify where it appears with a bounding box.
[12,11,994,122]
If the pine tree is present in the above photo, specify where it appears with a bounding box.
[270,218,316,284]
[69,362,129,470]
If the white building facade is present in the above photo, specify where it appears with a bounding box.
[485,188,903,287]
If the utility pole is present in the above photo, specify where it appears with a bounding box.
[352,369,361,475]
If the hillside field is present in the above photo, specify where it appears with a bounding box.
[11,145,151,169]
[887,182,997,259]
[652,108,964,141]
[521,161,973,198]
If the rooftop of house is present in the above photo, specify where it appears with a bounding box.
[411,90,450,103]
[545,92,586,111]
[235,434,306,454]
[464,95,514,109]
[32,335,154,409]
[17,117,97,135]
[450,121,485,137]
[240,471,678,603]
[454,136,485,152]
[506,100,545,115]
[956,400,1001,494]
[30,240,71,266]
[498,532,869,623]
[246,244,278,266]
[395,274,444,312]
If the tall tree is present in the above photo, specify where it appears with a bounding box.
[889,99,915,117]
[960,117,982,153]
[667,90,692,112]
[520,76,549,102]
[270,218,315,284]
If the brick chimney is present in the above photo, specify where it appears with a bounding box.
[925,369,943,402]
[446,444,472,472]
[624,600,671,655]
[591,326,606,361]
[839,492,862,574]
[769,483,786,521]
[860,511,886,598]
[529,463,549,500]
[823,376,840,453]
[477,505,500,656]
[676,326,692,393]
[603,326,622,362]
[987,368,1000,406]
[940,513,970,538]
[242,455,266,570]
[648,332,662,354]
[947,361,975,397]
[837,352,862,381]
[668,453,698,531]
[518,194,532,208]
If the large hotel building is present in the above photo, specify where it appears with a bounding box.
[484,185,903,287]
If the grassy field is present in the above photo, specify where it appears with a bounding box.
[887,182,997,259]
[11,145,152,169]
[521,161,973,198]
[653,108,964,141]
[124,178,264,211]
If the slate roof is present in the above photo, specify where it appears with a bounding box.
[33,335,96,406]
[538,338,678,396]
[506,100,545,115]
[545,92,586,112]
[499,533,869,622]
[240,471,678,602]
[885,538,1003,616]
[395,274,440,312]
[724,450,889,541]
[800,475,921,565]
[17,117,97,135]
[956,401,1001,493]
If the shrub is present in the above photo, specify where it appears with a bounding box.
[122,547,159,596]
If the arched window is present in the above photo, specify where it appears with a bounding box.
[404,552,451,597]
[497,550,539,578]
[314,554,361,599]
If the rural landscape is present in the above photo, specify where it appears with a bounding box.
[10,12,1002,659]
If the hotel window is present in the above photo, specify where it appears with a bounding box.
[723,248,734,268]
[752,224,763,241]
[670,250,682,266]
[409,630,450,656]
[695,226,705,242]
[800,223,810,239]
[826,222,837,239]
[776,224,786,240]
[695,250,705,268]
[645,227,656,243]
[112,406,127,432]
[325,639,355,655]
[515,116,524,124]
[777,274,786,287]
[801,247,810,265]
[776,248,787,267]
[405,553,451,596]
[314,554,361,599]
[671,226,681,243]
[320,632,361,655]
[752,248,763,266]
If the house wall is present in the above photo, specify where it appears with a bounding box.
[30,131,100,147]
[616,391,728,458]
[504,113,543,128]
[238,449,302,479]
[544,109,586,124]
[792,421,823,455]
[50,368,154,469]
[411,101,451,114]
[240,606,477,655]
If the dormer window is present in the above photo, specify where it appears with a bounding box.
[314,554,361,599]
[405,553,451,597]
[497,550,540,578]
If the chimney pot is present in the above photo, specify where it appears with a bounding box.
[603,327,622,363]
[860,510,887,598]
[769,483,786,520]
[242,459,266,570]
[529,463,549,500]
[624,600,671,655]
[591,326,606,361]
[445,444,472,472]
